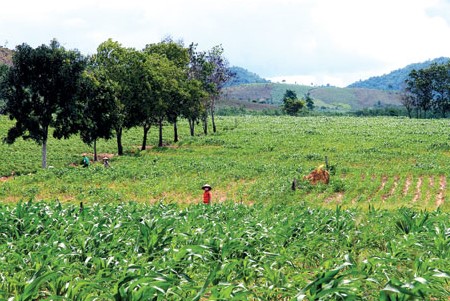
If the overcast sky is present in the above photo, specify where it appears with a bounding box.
[1,0,449,87]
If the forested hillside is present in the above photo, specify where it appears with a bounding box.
[348,57,450,90]
[225,66,270,86]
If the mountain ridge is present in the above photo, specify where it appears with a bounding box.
[347,57,450,90]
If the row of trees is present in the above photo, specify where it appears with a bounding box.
[0,39,234,168]
[401,61,450,118]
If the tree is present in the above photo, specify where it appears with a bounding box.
[399,87,416,118]
[185,43,209,136]
[404,61,450,119]
[305,92,315,111]
[428,62,450,118]
[204,45,235,134]
[2,40,86,168]
[282,89,304,116]
[144,39,190,144]
[0,63,10,113]
[78,63,119,161]
[406,68,434,118]
[93,39,141,155]
[181,78,207,136]
[283,89,297,101]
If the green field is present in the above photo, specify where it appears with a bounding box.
[1,115,448,209]
[0,115,449,300]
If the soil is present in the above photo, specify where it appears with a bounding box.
[436,175,446,206]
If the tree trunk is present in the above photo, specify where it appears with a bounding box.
[211,108,216,133]
[406,108,412,119]
[94,139,98,161]
[116,127,123,155]
[41,139,47,169]
[173,121,178,143]
[211,97,217,133]
[188,119,195,136]
[142,124,150,150]
[158,119,163,147]
[203,116,208,135]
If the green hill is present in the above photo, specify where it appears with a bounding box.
[347,57,450,90]
[226,66,270,86]
[221,83,402,112]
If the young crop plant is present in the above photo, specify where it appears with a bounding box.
[0,201,449,299]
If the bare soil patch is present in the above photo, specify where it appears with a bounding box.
[412,176,423,202]
[402,175,412,196]
[382,176,399,202]
[436,175,446,206]
[325,192,344,204]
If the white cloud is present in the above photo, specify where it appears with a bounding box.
[1,0,449,87]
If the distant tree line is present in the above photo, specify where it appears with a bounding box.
[0,39,234,168]
[401,61,450,118]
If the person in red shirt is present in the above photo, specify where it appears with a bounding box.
[202,184,212,204]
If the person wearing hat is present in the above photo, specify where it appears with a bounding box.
[202,184,212,204]
[103,156,110,168]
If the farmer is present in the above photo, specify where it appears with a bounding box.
[202,184,212,205]
[103,156,110,168]
[82,154,90,168]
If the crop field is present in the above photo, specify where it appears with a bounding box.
[0,115,448,209]
[0,115,449,299]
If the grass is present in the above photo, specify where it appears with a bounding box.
[0,115,448,211]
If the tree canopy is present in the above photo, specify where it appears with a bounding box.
[282,89,305,116]
[0,38,234,168]
[403,61,450,118]
[2,40,86,168]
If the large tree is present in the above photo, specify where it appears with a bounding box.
[204,45,234,134]
[144,39,190,144]
[2,40,86,168]
[93,39,141,155]
[185,43,209,136]
[282,89,304,116]
[428,62,450,118]
[405,68,434,118]
[78,64,120,161]
[142,53,185,147]
[181,79,207,136]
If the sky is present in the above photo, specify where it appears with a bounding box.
[1,0,449,87]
